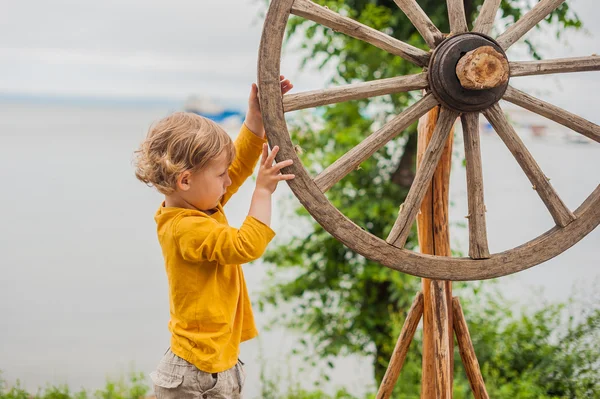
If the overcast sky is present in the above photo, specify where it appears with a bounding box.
[0,0,599,119]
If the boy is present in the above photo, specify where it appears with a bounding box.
[134,77,294,398]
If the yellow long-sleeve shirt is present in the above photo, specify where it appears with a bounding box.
[154,125,275,373]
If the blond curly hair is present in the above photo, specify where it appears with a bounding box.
[134,112,236,195]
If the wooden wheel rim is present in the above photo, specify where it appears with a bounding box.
[257,0,600,281]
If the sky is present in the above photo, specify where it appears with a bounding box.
[0,0,599,118]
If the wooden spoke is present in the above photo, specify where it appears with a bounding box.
[483,103,575,227]
[283,73,428,112]
[452,298,490,399]
[387,107,459,248]
[496,0,566,50]
[472,0,501,35]
[314,94,438,193]
[376,292,424,399]
[447,0,468,34]
[510,55,600,77]
[461,113,490,259]
[503,86,600,143]
[291,0,429,66]
[392,0,444,48]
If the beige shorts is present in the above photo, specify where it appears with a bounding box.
[150,349,246,399]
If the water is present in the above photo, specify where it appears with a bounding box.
[0,102,597,397]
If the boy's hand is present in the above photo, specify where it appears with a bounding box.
[255,144,295,194]
[244,76,293,138]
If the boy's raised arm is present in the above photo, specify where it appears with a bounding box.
[175,215,275,265]
[221,79,293,206]
[220,124,266,205]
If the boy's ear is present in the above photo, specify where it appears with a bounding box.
[177,171,192,191]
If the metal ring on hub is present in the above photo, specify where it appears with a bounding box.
[428,33,509,112]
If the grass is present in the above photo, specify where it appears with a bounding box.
[0,372,148,399]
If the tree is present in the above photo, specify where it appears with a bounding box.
[259,0,585,389]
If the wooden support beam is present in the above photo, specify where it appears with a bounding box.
[414,107,455,398]
[432,280,452,398]
[376,292,425,399]
[452,297,490,399]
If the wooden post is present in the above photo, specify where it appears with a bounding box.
[431,280,452,398]
[416,106,455,398]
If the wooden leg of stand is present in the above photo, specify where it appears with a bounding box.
[452,297,489,399]
[376,292,425,399]
[417,106,455,398]
[431,281,452,399]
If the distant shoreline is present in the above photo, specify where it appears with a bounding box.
[0,92,183,108]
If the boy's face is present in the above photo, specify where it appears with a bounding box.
[179,151,232,212]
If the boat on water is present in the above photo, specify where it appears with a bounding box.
[183,96,244,124]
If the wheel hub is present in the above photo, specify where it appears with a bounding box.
[428,33,509,112]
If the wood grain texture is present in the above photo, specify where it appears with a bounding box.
[291,0,429,66]
[415,107,455,398]
[393,0,444,48]
[447,0,468,33]
[387,107,459,248]
[376,292,424,399]
[421,279,436,398]
[453,298,490,399]
[257,0,600,280]
[460,113,490,259]
[483,103,575,227]
[417,111,436,399]
[283,73,428,112]
[496,0,566,50]
[431,280,452,399]
[510,55,600,77]
[503,85,600,144]
[315,94,438,193]
[473,0,502,35]
[456,46,509,90]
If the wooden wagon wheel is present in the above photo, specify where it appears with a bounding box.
[257,0,600,282]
